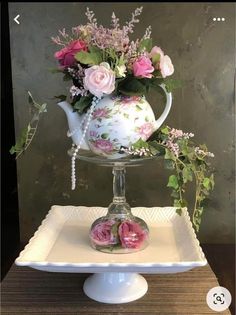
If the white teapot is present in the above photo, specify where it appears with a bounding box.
[58,84,172,158]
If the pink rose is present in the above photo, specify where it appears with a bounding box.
[122,96,142,104]
[160,55,174,78]
[149,46,164,61]
[89,130,98,137]
[54,40,87,67]
[118,221,147,249]
[133,56,154,78]
[149,46,174,78]
[90,220,117,246]
[138,122,154,140]
[92,108,109,120]
[84,62,115,98]
[94,139,114,153]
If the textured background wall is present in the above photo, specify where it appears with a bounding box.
[9,3,235,244]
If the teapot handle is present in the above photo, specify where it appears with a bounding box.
[154,83,172,130]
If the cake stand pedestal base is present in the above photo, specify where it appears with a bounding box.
[83,272,148,303]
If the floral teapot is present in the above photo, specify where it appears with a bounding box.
[58,84,172,159]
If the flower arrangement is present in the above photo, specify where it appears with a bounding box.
[51,7,179,111]
[10,7,215,234]
[90,218,148,252]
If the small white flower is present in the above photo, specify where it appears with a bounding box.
[70,85,81,97]
[115,65,126,78]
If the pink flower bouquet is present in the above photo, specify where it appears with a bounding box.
[51,7,178,113]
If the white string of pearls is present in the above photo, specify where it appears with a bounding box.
[71,96,101,190]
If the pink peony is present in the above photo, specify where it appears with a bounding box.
[90,220,116,246]
[133,56,154,78]
[94,139,114,153]
[84,62,115,98]
[138,122,154,140]
[118,221,147,249]
[54,40,87,67]
[160,55,174,78]
[149,46,164,61]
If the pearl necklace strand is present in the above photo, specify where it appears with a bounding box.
[71,96,100,190]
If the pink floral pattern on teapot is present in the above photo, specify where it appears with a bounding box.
[58,84,172,159]
[85,93,168,158]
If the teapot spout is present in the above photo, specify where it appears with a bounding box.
[57,101,90,150]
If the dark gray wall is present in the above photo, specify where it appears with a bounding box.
[9,3,235,244]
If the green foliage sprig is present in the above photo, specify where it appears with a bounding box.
[10,92,47,159]
[129,126,215,232]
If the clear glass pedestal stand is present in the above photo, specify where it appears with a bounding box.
[72,150,159,303]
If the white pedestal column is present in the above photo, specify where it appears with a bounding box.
[83,272,148,304]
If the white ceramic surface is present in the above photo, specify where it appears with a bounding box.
[83,272,148,304]
[15,206,207,303]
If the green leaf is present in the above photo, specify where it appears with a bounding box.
[10,126,28,154]
[174,199,181,207]
[163,78,182,92]
[150,84,167,103]
[39,103,47,114]
[63,73,71,81]
[132,138,149,149]
[119,77,147,96]
[193,207,204,232]
[161,126,169,135]
[54,95,67,102]
[164,159,175,170]
[73,95,93,114]
[111,222,120,236]
[149,77,164,87]
[138,38,153,52]
[75,50,102,65]
[174,198,187,209]
[167,175,179,190]
[203,177,211,190]
[176,208,182,216]
[89,45,102,54]
[210,174,215,189]
[152,53,161,65]
[171,190,179,198]
[48,67,64,73]
[149,141,165,155]
[182,166,193,183]
[101,133,109,139]
[164,149,176,161]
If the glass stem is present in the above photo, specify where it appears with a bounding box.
[112,166,126,204]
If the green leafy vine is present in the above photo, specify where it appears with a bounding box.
[10,92,47,159]
[124,126,215,232]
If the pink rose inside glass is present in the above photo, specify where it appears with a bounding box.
[90,220,117,246]
[118,220,147,249]
[54,40,87,67]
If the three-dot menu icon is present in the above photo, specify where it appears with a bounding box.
[213,17,225,21]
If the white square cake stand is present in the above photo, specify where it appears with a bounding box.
[15,205,207,304]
